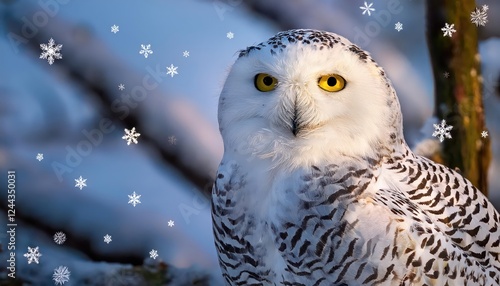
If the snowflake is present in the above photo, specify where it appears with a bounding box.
[139,44,153,58]
[168,135,177,145]
[128,191,141,207]
[118,84,125,90]
[441,23,456,37]
[443,72,450,78]
[470,6,488,27]
[53,266,70,285]
[53,232,66,245]
[23,246,42,264]
[183,50,190,57]
[395,22,403,32]
[149,249,159,259]
[167,220,175,227]
[111,24,119,34]
[432,119,453,142]
[166,64,178,77]
[360,2,375,16]
[226,31,234,39]
[36,153,44,161]
[122,127,141,145]
[104,234,112,244]
[40,38,62,65]
[481,130,488,138]
[75,176,87,190]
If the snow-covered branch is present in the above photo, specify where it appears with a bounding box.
[4,8,222,197]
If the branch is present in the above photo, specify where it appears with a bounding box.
[0,151,216,269]
[3,7,221,197]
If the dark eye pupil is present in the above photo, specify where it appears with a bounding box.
[327,77,337,86]
[263,76,273,86]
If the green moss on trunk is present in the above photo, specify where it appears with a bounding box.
[426,0,491,195]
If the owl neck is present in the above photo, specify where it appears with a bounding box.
[223,127,407,173]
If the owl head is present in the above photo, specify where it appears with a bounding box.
[218,29,404,168]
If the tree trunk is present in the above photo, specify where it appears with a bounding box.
[426,0,491,195]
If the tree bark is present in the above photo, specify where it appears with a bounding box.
[426,0,491,195]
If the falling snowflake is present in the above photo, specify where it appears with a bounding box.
[226,31,234,39]
[40,38,62,65]
[481,130,488,138]
[36,153,44,161]
[360,2,375,16]
[167,220,175,227]
[103,234,112,244]
[441,23,456,37]
[24,246,42,264]
[470,5,488,27]
[128,191,141,207]
[118,84,125,91]
[139,44,153,58]
[53,266,70,285]
[111,24,119,34]
[395,22,403,32]
[432,119,453,142]
[166,64,178,77]
[122,127,141,145]
[53,232,66,245]
[149,249,159,259]
[443,72,450,78]
[168,135,177,145]
[75,176,87,190]
[183,50,190,57]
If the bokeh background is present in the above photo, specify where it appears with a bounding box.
[0,0,499,284]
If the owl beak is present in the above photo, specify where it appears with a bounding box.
[291,103,304,136]
[282,89,306,137]
[291,115,299,136]
[289,103,318,137]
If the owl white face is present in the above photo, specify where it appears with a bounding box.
[218,30,403,168]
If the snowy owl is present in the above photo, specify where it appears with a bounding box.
[211,29,500,285]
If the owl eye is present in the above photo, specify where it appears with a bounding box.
[318,74,346,92]
[255,73,278,92]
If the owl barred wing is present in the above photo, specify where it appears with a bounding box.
[212,159,500,285]
[211,160,278,285]
[372,187,498,285]
[266,163,421,284]
[389,152,500,264]
[211,164,247,284]
[382,149,500,283]
[268,161,499,285]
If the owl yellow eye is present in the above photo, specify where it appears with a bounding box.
[254,73,278,92]
[318,74,346,92]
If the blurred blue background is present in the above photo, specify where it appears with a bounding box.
[0,0,499,284]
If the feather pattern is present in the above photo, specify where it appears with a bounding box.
[212,29,500,285]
